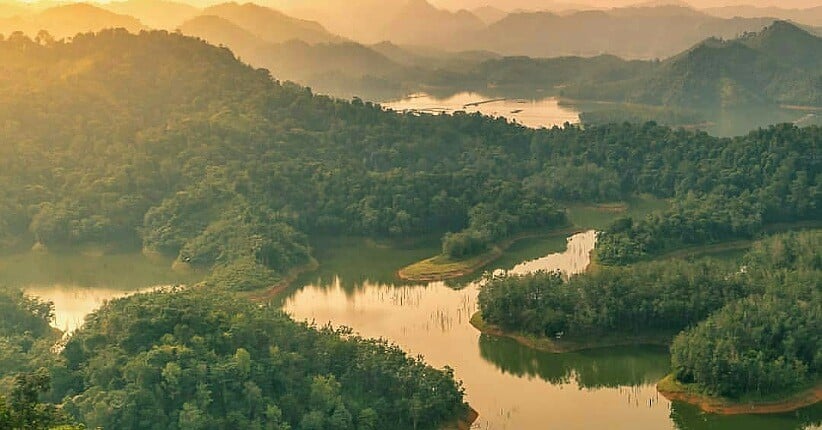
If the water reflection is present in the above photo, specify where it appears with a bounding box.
[383,92,580,129]
[0,251,202,333]
[286,230,822,430]
[24,284,163,333]
[496,230,596,277]
[478,335,670,389]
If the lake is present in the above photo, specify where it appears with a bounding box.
[283,232,822,430]
[4,234,820,429]
[383,92,580,129]
[0,251,202,333]
[384,93,821,137]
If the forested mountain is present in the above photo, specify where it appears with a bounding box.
[562,21,822,108]
[179,14,265,51]
[453,6,776,59]
[101,0,199,30]
[0,29,818,291]
[199,2,342,45]
[705,5,822,27]
[0,3,144,38]
[379,0,484,46]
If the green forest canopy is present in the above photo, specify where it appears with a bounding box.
[0,29,817,291]
[478,230,821,399]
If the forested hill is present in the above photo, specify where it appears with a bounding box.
[564,21,822,108]
[0,29,818,291]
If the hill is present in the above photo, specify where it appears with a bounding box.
[0,3,144,38]
[572,20,822,108]
[179,14,266,50]
[200,2,342,44]
[101,0,200,30]
[380,0,485,46]
[704,5,822,27]
[455,6,776,59]
[471,5,507,24]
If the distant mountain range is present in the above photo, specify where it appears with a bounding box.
[0,0,819,109]
[453,6,781,59]
[562,21,822,107]
[704,5,822,27]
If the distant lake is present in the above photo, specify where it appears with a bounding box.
[383,92,580,128]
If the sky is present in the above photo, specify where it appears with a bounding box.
[427,0,822,10]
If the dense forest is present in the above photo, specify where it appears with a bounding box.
[478,230,821,399]
[478,259,753,338]
[670,231,821,398]
[0,286,467,429]
[49,288,467,430]
[0,289,57,387]
[0,30,817,292]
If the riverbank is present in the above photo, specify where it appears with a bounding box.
[398,227,581,282]
[470,311,672,353]
[657,374,822,415]
[442,407,479,430]
[246,258,319,301]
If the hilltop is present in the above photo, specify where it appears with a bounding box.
[0,3,144,38]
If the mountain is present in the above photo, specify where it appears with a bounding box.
[452,6,777,59]
[179,13,409,98]
[179,14,265,50]
[101,0,200,30]
[704,5,822,27]
[0,3,144,39]
[200,2,342,44]
[471,5,507,23]
[381,0,485,46]
[281,0,405,44]
[564,21,822,108]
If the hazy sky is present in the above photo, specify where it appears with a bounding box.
[428,0,822,10]
[230,0,822,11]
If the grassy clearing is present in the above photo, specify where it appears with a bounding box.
[657,374,822,415]
[397,227,580,281]
[470,311,673,353]
[398,195,670,282]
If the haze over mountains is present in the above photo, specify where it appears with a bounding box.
[0,0,819,107]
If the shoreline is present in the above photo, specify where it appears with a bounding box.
[246,258,320,302]
[442,407,479,430]
[398,227,582,282]
[469,311,672,353]
[657,374,822,415]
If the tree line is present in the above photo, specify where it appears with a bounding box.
[0,30,817,290]
[478,230,821,399]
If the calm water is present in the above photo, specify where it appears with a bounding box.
[0,251,202,332]
[284,232,822,430]
[3,233,819,429]
[383,92,580,129]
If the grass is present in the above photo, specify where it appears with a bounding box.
[657,374,822,415]
[470,311,673,353]
[397,227,580,281]
[398,195,670,282]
